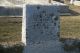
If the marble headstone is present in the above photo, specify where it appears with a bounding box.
[22,2,61,53]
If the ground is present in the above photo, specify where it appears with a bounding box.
[60,15,80,39]
[60,5,80,39]
[0,17,22,44]
[0,5,80,44]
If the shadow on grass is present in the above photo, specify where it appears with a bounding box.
[0,43,24,53]
[60,38,80,52]
[69,9,80,16]
[59,9,80,16]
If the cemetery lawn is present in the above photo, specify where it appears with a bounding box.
[60,15,80,39]
[60,5,80,40]
[0,17,22,44]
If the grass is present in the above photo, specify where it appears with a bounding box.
[60,5,80,39]
[0,17,23,53]
[0,17,22,43]
[0,43,24,53]
[60,15,80,39]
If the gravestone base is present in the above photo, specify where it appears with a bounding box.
[23,40,64,53]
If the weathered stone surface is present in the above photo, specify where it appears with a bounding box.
[22,3,63,53]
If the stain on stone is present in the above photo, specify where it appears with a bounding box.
[39,14,42,18]
[37,6,40,10]
[51,20,54,23]
[36,42,41,44]
[54,22,56,26]
[44,26,48,29]
[50,14,54,17]
[42,10,46,13]
[54,16,58,21]
[43,23,45,26]
[40,18,42,21]
[41,31,43,34]
[57,32,60,37]
[58,25,60,28]
[36,24,39,26]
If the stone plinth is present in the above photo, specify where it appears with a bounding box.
[22,2,62,53]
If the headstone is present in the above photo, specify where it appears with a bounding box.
[22,1,63,53]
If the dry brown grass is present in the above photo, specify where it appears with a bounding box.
[60,15,80,39]
[0,17,22,43]
[60,5,80,40]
